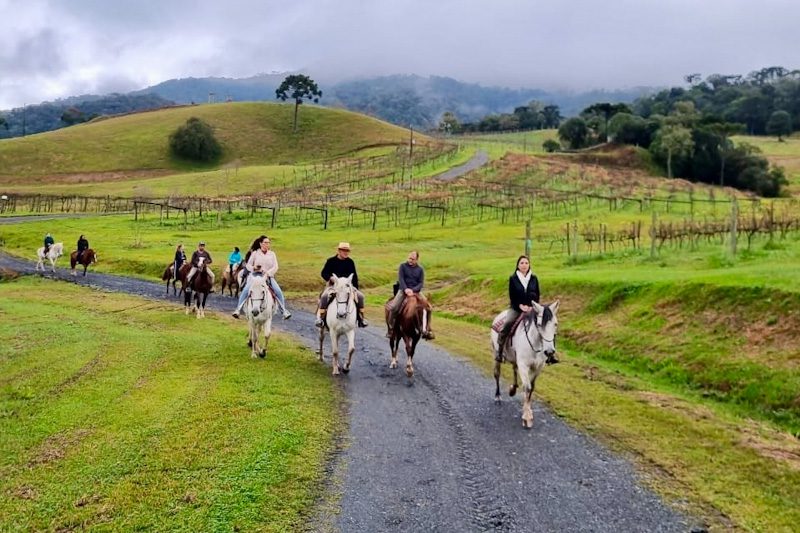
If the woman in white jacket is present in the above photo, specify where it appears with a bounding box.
[232,236,291,319]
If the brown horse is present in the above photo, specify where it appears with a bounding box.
[385,294,430,378]
[70,249,96,276]
[183,259,213,318]
[221,263,242,297]
[161,263,184,296]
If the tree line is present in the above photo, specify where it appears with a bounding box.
[438,101,563,134]
[555,66,798,197]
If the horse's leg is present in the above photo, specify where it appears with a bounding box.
[509,363,518,397]
[249,321,259,359]
[331,332,340,375]
[517,364,534,428]
[405,336,418,378]
[389,333,399,369]
[318,327,325,362]
[261,317,271,358]
[342,329,355,374]
[494,359,502,402]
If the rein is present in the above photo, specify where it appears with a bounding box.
[521,314,553,353]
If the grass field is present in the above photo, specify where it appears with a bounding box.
[0,277,338,532]
[0,102,419,177]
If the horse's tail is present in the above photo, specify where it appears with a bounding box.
[162,265,173,281]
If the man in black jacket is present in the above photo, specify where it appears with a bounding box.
[316,242,367,328]
[76,235,89,262]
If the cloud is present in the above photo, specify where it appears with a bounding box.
[1,0,799,109]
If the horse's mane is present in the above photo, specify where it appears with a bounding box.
[523,305,553,328]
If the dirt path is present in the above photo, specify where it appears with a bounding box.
[0,249,702,532]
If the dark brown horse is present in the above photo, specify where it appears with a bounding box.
[183,259,213,318]
[161,263,184,296]
[70,249,96,276]
[385,294,430,378]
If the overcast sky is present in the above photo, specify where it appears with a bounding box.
[1,0,798,110]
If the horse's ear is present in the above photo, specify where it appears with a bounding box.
[531,302,544,315]
[332,274,339,281]
[550,300,560,314]
[346,273,353,282]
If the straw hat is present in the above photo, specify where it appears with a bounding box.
[337,242,351,251]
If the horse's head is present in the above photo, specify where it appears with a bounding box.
[331,274,354,319]
[528,300,560,359]
[197,257,206,270]
[247,275,270,317]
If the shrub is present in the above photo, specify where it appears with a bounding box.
[169,117,222,162]
[542,139,560,152]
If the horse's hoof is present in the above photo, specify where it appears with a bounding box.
[341,366,350,374]
[406,368,414,378]
[509,386,517,397]
[247,340,252,347]
[494,395,501,403]
[259,350,266,359]
[389,361,397,369]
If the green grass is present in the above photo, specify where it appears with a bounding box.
[454,129,559,159]
[0,277,338,531]
[734,133,800,193]
[0,102,418,177]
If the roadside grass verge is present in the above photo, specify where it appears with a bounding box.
[429,310,800,532]
[0,277,338,531]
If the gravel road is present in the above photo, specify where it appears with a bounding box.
[0,248,702,532]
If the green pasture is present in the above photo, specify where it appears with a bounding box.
[0,102,418,177]
[454,129,559,159]
[734,133,800,193]
[0,277,338,532]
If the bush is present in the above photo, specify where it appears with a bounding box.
[169,117,222,162]
[542,139,560,152]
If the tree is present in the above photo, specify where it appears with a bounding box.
[169,117,222,162]
[558,117,589,149]
[438,111,460,134]
[581,102,631,141]
[541,105,563,128]
[766,110,793,141]
[653,125,694,179]
[705,121,744,185]
[275,74,322,133]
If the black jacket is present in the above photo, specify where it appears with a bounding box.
[77,238,89,252]
[509,273,540,312]
[321,256,359,289]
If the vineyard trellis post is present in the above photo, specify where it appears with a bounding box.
[729,197,738,257]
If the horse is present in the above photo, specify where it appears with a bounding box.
[221,262,242,297]
[161,262,184,296]
[490,301,560,429]
[176,262,192,297]
[36,242,64,272]
[243,274,275,358]
[70,249,97,276]
[183,258,213,318]
[319,274,357,375]
[386,293,430,378]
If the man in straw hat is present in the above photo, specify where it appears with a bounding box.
[316,242,368,328]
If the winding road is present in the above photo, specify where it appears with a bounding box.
[0,244,701,532]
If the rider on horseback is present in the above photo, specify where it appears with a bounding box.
[185,241,215,290]
[495,255,546,363]
[232,236,291,320]
[315,242,368,328]
[174,243,186,277]
[44,233,54,255]
[76,235,89,262]
[228,246,242,276]
[386,250,434,339]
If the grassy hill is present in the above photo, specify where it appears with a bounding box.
[0,102,416,178]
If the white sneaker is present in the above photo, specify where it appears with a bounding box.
[315,317,324,328]
[282,310,292,320]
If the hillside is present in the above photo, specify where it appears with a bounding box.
[0,102,415,178]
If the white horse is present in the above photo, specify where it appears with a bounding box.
[35,242,64,272]
[490,301,560,428]
[318,274,357,375]
[244,274,275,359]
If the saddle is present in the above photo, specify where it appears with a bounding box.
[491,312,528,346]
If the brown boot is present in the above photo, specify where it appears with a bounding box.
[357,308,368,328]
[315,308,326,328]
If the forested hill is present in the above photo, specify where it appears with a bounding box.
[0,93,174,139]
[0,74,651,138]
[139,74,650,128]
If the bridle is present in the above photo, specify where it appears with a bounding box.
[247,276,269,315]
[522,311,556,353]
[334,285,353,318]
